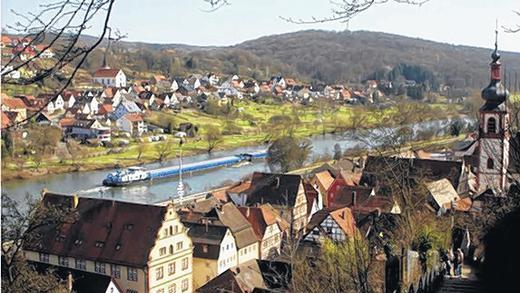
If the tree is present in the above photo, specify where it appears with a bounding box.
[66,140,83,169]
[136,141,148,161]
[155,139,175,161]
[292,237,374,293]
[333,143,342,161]
[315,98,336,135]
[28,125,62,157]
[267,136,312,173]
[1,193,73,292]
[204,125,222,153]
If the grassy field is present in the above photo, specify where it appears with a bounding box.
[2,100,463,180]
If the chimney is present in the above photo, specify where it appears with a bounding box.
[246,207,250,218]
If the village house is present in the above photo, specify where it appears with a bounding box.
[180,200,259,265]
[186,223,238,289]
[1,94,27,122]
[71,95,100,115]
[302,206,358,244]
[237,204,288,259]
[233,172,310,234]
[116,113,147,137]
[100,87,124,108]
[68,119,111,141]
[112,100,142,120]
[33,93,65,114]
[360,156,475,197]
[93,67,127,88]
[196,259,291,293]
[24,192,194,293]
[310,170,335,206]
[425,178,461,212]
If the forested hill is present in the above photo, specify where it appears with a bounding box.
[84,30,520,89]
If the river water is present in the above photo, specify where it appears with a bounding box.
[1,118,474,204]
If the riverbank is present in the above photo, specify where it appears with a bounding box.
[1,101,464,182]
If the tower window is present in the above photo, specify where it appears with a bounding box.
[487,117,497,133]
[487,158,494,170]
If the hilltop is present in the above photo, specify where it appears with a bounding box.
[80,30,520,90]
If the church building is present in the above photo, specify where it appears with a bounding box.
[476,32,511,192]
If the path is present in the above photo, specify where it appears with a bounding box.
[437,266,482,293]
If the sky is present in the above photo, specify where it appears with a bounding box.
[1,0,519,52]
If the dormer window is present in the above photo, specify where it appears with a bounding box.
[95,241,105,248]
[487,117,497,133]
[115,243,121,250]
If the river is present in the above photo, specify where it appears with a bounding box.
[1,117,474,204]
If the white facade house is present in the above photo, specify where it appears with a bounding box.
[93,67,127,88]
[116,114,146,136]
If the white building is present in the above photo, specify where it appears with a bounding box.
[93,67,127,88]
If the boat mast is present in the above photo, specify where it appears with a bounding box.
[176,133,187,200]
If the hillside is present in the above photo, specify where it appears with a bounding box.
[80,30,520,90]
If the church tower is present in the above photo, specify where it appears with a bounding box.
[477,31,510,192]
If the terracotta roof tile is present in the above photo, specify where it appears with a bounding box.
[93,68,121,78]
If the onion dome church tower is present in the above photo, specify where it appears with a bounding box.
[477,30,510,192]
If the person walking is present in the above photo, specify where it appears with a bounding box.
[454,248,464,278]
[441,249,453,278]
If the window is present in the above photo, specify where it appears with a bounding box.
[168,284,176,293]
[156,267,164,280]
[95,262,106,274]
[202,245,208,253]
[181,279,189,292]
[176,241,183,251]
[168,262,176,275]
[127,268,138,282]
[75,258,86,270]
[174,225,179,234]
[182,257,189,270]
[169,245,174,254]
[39,253,49,263]
[58,256,69,267]
[160,247,167,256]
[163,229,168,238]
[487,158,494,170]
[487,117,497,133]
[169,226,173,235]
[111,264,121,279]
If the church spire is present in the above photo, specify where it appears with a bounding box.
[481,27,509,105]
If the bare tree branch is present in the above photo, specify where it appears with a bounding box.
[280,0,429,24]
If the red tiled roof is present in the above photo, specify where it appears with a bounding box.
[2,97,27,109]
[98,104,113,115]
[122,113,143,122]
[25,192,168,268]
[59,117,76,127]
[306,206,357,239]
[93,68,121,78]
[1,35,12,44]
